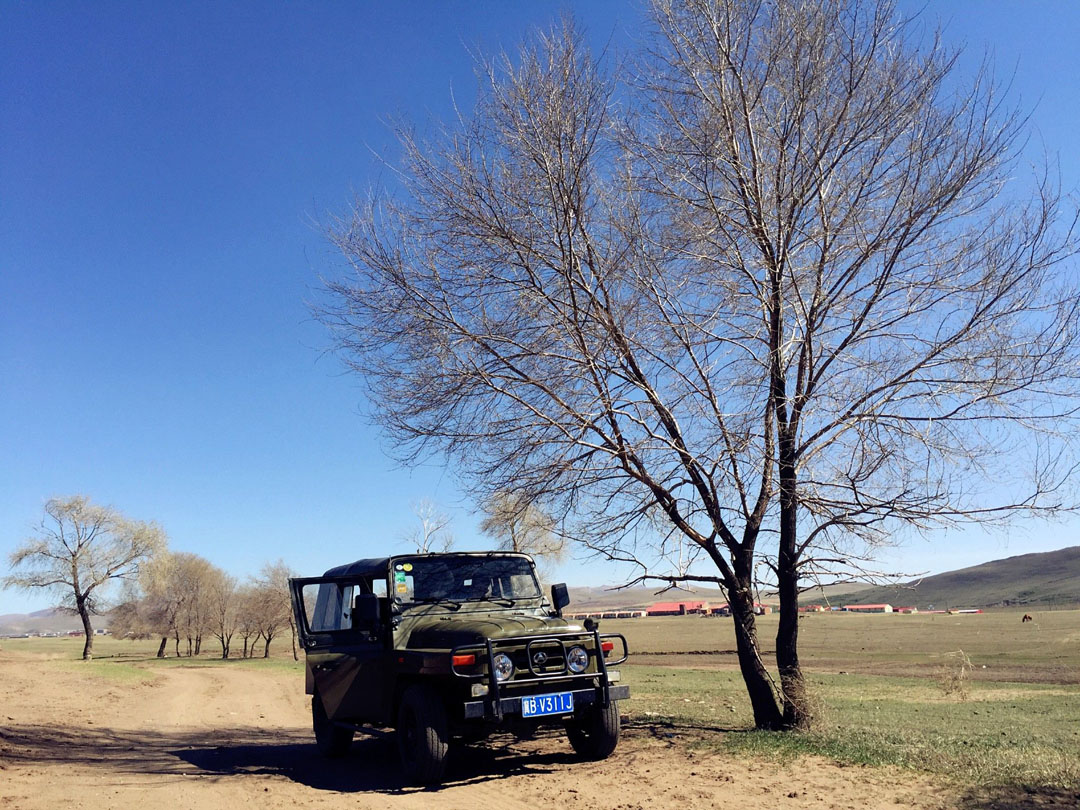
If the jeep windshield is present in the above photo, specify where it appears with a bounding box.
[390,554,542,607]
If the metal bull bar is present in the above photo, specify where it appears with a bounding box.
[450,630,629,720]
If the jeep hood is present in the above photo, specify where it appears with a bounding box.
[402,613,582,650]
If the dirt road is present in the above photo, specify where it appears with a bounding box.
[0,654,963,809]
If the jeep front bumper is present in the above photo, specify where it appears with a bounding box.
[464,683,630,720]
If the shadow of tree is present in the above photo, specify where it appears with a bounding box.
[957,786,1080,810]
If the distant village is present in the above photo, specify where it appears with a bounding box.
[3,600,987,639]
[566,600,984,620]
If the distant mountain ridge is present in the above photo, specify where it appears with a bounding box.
[0,608,89,636]
[834,546,1080,609]
[3,546,1076,634]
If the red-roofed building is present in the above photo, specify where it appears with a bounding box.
[647,600,709,616]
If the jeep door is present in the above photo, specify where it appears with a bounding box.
[289,575,390,725]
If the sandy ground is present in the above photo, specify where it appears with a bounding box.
[0,653,1056,810]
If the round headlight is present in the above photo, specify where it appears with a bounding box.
[567,645,589,673]
[492,652,515,682]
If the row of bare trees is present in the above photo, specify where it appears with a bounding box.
[5,492,570,662]
[111,555,297,660]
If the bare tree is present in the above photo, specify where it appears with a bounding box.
[403,498,454,554]
[480,491,566,576]
[257,560,299,661]
[207,569,238,659]
[3,496,165,660]
[169,553,218,657]
[320,2,1079,729]
[124,551,189,658]
[234,585,262,658]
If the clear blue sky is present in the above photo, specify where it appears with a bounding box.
[2,1,1078,615]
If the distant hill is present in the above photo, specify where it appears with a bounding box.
[0,608,93,636]
[566,581,868,611]
[833,546,1080,609]
[566,584,729,611]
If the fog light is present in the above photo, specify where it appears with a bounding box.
[471,683,490,697]
[606,669,620,683]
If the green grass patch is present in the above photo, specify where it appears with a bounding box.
[624,665,1080,790]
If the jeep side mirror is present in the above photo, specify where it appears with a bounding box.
[551,583,570,616]
[353,593,381,627]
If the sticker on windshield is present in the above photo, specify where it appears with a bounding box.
[402,563,413,572]
[393,570,414,601]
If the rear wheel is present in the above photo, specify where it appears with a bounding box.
[566,699,620,760]
[312,693,354,758]
[397,685,449,784]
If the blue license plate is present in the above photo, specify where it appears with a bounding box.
[520,691,574,718]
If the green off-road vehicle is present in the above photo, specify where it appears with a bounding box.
[289,551,629,783]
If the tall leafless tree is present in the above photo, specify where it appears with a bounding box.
[257,560,300,660]
[320,1,1079,728]
[207,569,238,659]
[3,496,165,660]
[403,498,455,554]
[234,584,262,658]
[480,491,566,578]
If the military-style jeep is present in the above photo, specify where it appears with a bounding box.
[289,551,629,783]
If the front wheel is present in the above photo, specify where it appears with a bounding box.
[566,699,621,760]
[312,693,354,758]
[397,685,449,784]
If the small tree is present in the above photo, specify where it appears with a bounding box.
[207,570,238,659]
[168,553,217,657]
[480,491,566,577]
[258,560,299,661]
[4,496,165,660]
[404,498,454,554]
[246,568,292,659]
[234,585,262,658]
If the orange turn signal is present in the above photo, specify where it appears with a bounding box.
[601,641,614,653]
[452,653,477,667]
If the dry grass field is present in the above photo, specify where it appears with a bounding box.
[605,607,1080,683]
[1,608,1078,808]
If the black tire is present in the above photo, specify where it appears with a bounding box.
[566,699,620,760]
[312,693,354,758]
[396,685,449,784]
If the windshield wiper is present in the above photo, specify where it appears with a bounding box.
[463,596,516,607]
[411,596,462,610]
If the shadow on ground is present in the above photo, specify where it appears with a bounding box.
[0,722,587,793]
[957,785,1080,810]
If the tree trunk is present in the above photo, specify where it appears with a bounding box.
[776,439,811,729]
[242,637,249,658]
[77,600,94,661]
[194,634,202,656]
[263,636,271,658]
[174,633,180,657]
[156,637,167,658]
[722,544,784,730]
